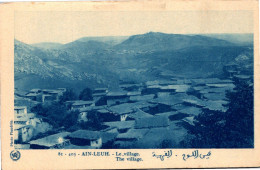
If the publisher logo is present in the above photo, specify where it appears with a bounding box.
[10,150,21,161]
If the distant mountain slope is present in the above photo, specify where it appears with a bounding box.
[14,32,253,92]
[59,40,111,57]
[14,39,120,92]
[77,36,129,46]
[114,32,234,52]
[202,34,253,45]
[31,42,63,50]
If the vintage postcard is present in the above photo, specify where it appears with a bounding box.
[0,0,260,169]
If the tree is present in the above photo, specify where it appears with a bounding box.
[31,104,48,117]
[44,102,68,128]
[224,77,254,147]
[79,110,102,130]
[59,89,77,103]
[63,109,80,129]
[79,88,93,101]
[183,109,227,148]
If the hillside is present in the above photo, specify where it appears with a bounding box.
[114,32,234,52]
[31,42,63,50]
[14,32,253,92]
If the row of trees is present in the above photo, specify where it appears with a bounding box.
[59,88,93,103]
[183,77,253,148]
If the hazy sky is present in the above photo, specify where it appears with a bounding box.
[15,11,254,44]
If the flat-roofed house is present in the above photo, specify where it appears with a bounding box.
[96,109,117,122]
[93,88,108,94]
[93,88,109,101]
[106,92,129,106]
[14,89,28,98]
[41,89,63,101]
[67,130,102,149]
[104,120,135,133]
[25,93,38,101]
[14,124,33,143]
[119,83,141,91]
[29,89,42,94]
[127,91,141,96]
[14,106,27,118]
[29,132,71,149]
[41,94,53,103]
[129,94,155,102]
[47,90,62,101]
[108,103,135,121]
[128,108,153,120]
[26,113,42,127]
[142,85,162,95]
[114,128,149,148]
[135,116,169,129]
[14,116,29,125]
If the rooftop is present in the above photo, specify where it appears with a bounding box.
[97,109,110,114]
[161,85,190,92]
[14,124,32,130]
[203,93,227,101]
[14,106,27,110]
[128,108,153,119]
[68,130,101,140]
[146,80,159,86]
[29,132,71,147]
[101,132,118,144]
[93,92,107,97]
[103,120,135,130]
[108,103,136,114]
[130,94,155,102]
[183,98,207,107]
[151,93,197,106]
[26,93,38,97]
[79,105,106,112]
[94,88,108,91]
[127,91,142,96]
[135,115,169,129]
[234,75,252,79]
[205,83,235,88]
[191,78,223,84]
[30,89,41,92]
[116,128,149,139]
[72,100,94,106]
[203,100,228,112]
[178,107,202,116]
[106,92,127,97]
[63,144,95,149]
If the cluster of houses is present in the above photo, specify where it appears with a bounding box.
[14,106,52,149]
[14,71,253,149]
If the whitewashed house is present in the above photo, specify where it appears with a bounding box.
[14,124,34,143]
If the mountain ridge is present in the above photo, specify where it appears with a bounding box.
[14,32,253,92]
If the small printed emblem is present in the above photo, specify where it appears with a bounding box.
[10,150,21,161]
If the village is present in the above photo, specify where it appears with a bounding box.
[13,64,253,149]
